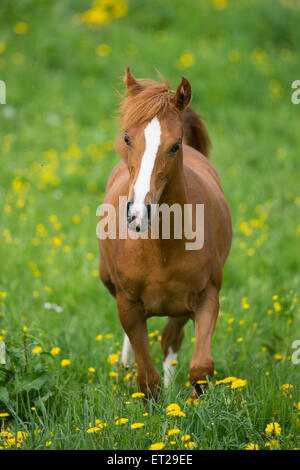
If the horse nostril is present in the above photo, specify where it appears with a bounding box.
[146,204,151,224]
[126,201,131,218]
[126,201,135,222]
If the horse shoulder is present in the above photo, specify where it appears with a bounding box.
[183,146,232,267]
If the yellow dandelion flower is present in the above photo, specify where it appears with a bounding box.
[280,383,293,392]
[131,392,145,398]
[14,22,28,34]
[108,353,119,364]
[231,379,247,389]
[96,44,111,56]
[179,50,195,68]
[115,418,128,425]
[185,441,197,448]
[60,359,71,367]
[32,346,42,354]
[213,0,227,10]
[168,428,181,436]
[274,302,281,312]
[149,442,165,450]
[166,403,186,417]
[49,214,58,223]
[53,236,62,247]
[181,434,190,442]
[265,422,281,436]
[274,353,283,361]
[89,367,96,373]
[148,330,159,338]
[96,334,103,341]
[245,443,259,450]
[216,376,237,385]
[131,423,144,429]
[50,347,60,356]
[72,215,80,224]
[265,439,280,450]
[166,403,180,413]
[86,426,102,434]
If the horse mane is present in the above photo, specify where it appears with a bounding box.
[119,78,177,130]
[117,74,211,158]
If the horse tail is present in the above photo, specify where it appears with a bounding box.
[182,107,211,158]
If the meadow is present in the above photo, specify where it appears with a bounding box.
[0,0,299,450]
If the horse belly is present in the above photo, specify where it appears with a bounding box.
[142,280,192,317]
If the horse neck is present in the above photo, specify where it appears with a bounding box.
[160,151,187,207]
[147,151,188,257]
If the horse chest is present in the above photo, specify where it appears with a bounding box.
[116,252,207,316]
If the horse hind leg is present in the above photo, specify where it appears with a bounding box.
[161,316,189,388]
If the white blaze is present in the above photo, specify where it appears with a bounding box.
[133,116,161,208]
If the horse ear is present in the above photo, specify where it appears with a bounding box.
[172,76,192,111]
[124,66,144,96]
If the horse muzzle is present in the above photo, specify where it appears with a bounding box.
[126,200,152,232]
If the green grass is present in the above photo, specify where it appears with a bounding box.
[0,0,299,450]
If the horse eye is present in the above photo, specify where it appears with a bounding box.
[170,142,181,154]
[124,132,131,146]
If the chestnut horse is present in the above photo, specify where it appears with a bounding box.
[98,68,232,398]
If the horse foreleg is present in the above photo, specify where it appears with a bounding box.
[161,316,189,388]
[117,293,161,398]
[189,285,219,395]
